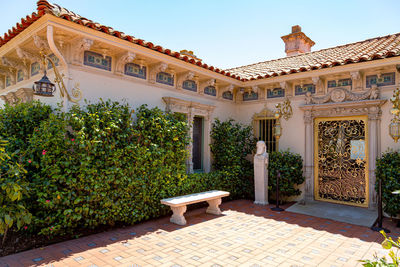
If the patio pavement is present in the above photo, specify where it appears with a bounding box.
[1,199,399,267]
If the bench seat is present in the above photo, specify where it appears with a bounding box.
[161,190,230,225]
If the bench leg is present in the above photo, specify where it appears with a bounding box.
[206,198,222,215]
[170,206,187,225]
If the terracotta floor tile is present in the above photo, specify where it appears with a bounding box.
[1,199,399,267]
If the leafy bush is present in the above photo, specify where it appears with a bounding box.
[0,101,52,153]
[376,150,400,217]
[360,231,400,266]
[268,150,305,198]
[0,139,31,244]
[25,101,189,236]
[210,119,256,198]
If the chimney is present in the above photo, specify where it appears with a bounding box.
[281,25,315,57]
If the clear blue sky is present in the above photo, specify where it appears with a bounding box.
[1,1,399,69]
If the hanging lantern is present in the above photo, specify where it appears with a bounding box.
[273,119,282,140]
[32,71,56,97]
[389,118,400,143]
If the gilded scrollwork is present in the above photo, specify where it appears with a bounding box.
[316,118,367,205]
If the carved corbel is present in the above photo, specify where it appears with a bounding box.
[15,88,34,103]
[280,81,292,97]
[0,69,15,86]
[72,38,94,65]
[350,71,361,91]
[312,76,324,94]
[177,71,195,90]
[149,62,168,84]
[199,78,215,94]
[6,92,18,105]
[224,84,235,93]
[16,46,40,65]
[0,95,7,104]
[115,52,136,75]
[33,35,50,51]
[1,57,29,80]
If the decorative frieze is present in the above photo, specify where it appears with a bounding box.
[0,88,33,105]
[222,91,233,100]
[243,91,258,101]
[305,86,379,105]
[199,79,215,94]
[72,38,94,65]
[149,62,168,84]
[177,71,195,90]
[204,86,216,96]
[83,51,112,71]
[366,72,395,88]
[124,63,146,79]
[295,83,315,95]
[115,52,136,75]
[267,87,285,98]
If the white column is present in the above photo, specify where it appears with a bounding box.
[304,110,314,202]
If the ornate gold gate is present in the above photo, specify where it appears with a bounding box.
[314,116,368,207]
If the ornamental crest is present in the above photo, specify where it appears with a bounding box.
[305,85,379,105]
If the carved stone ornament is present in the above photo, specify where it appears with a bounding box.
[33,35,50,51]
[177,71,195,90]
[115,52,136,75]
[305,85,379,105]
[199,78,215,94]
[0,88,33,106]
[149,62,168,84]
[162,96,215,120]
[222,84,234,93]
[72,38,94,65]
[16,46,40,64]
[1,57,29,79]
[252,86,259,93]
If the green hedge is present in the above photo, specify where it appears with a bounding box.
[268,150,305,198]
[0,100,254,238]
[376,150,400,217]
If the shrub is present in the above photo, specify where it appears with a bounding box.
[375,150,400,217]
[360,231,400,266]
[268,150,305,198]
[210,119,256,198]
[26,100,189,236]
[0,139,31,244]
[0,101,52,154]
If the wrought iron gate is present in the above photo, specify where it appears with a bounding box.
[314,116,368,207]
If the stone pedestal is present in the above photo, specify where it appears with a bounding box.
[254,141,269,205]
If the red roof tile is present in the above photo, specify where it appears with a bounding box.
[226,33,400,81]
[1,1,399,83]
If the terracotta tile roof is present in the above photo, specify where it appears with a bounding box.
[225,33,400,81]
[0,1,242,81]
[1,1,399,83]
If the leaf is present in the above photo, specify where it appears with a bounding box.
[4,214,13,227]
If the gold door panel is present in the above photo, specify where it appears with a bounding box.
[314,116,368,207]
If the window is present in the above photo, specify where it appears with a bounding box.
[253,108,278,153]
[182,80,197,92]
[84,51,112,71]
[257,119,278,153]
[192,116,203,171]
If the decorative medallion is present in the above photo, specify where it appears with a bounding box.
[295,84,315,95]
[156,72,174,86]
[182,80,197,92]
[366,72,395,88]
[17,70,24,82]
[222,91,233,100]
[243,91,258,101]
[267,88,285,98]
[84,51,112,71]
[31,62,40,76]
[47,54,59,69]
[204,86,216,96]
[124,63,146,79]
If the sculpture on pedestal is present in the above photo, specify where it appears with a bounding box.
[254,141,269,205]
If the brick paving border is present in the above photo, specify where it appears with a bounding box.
[1,199,399,267]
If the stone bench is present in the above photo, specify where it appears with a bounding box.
[161,190,230,225]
